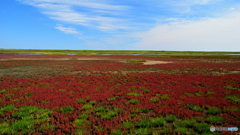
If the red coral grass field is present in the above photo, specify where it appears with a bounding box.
[0,55,240,134]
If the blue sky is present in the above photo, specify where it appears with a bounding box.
[1,0,240,51]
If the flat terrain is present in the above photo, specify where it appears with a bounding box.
[0,54,239,134]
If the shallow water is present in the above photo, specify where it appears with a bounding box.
[225,54,240,55]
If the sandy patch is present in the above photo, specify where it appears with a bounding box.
[0,58,172,65]
[143,60,171,65]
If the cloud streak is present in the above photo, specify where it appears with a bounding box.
[55,25,78,34]
[17,0,131,32]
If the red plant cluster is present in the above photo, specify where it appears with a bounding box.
[0,55,240,134]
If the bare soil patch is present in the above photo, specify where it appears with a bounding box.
[143,60,171,65]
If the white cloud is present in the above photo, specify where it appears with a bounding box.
[17,0,131,32]
[55,25,78,34]
[132,11,240,51]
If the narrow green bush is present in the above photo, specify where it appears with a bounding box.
[60,106,73,113]
[112,129,122,135]
[126,59,146,63]
[166,114,176,122]
[223,85,238,90]
[226,95,240,103]
[77,98,86,103]
[82,104,92,109]
[78,114,88,119]
[193,106,203,112]
[207,107,221,114]
[161,94,170,100]
[138,119,153,127]
[12,119,34,131]
[130,99,139,104]
[175,127,188,134]
[74,119,87,126]
[108,97,116,101]
[186,104,195,109]
[196,123,210,133]
[207,91,215,95]
[205,116,224,124]
[95,106,106,112]
[122,121,134,129]
[152,117,165,126]
[127,92,142,97]
[149,97,160,102]
[184,93,195,97]
[0,89,7,93]
[1,105,15,113]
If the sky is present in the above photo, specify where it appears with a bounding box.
[1,0,240,51]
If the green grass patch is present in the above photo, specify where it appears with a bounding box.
[26,92,33,97]
[165,114,176,122]
[0,89,7,93]
[226,95,240,103]
[42,100,49,104]
[82,104,93,109]
[1,105,15,113]
[75,129,84,135]
[138,119,153,127]
[127,92,142,97]
[141,87,151,93]
[184,119,196,127]
[130,113,137,118]
[207,91,215,95]
[59,89,66,91]
[77,98,85,103]
[207,107,221,114]
[174,127,188,134]
[174,119,196,128]
[12,119,34,131]
[132,128,150,135]
[196,123,210,133]
[224,106,239,112]
[112,129,122,135]
[89,100,95,104]
[101,111,118,119]
[39,124,54,131]
[149,97,160,102]
[159,127,171,134]
[195,91,204,96]
[193,106,203,112]
[223,85,238,90]
[78,114,88,119]
[95,106,106,112]
[205,116,224,124]
[152,117,165,126]
[6,94,15,99]
[161,94,170,100]
[74,119,88,127]
[0,122,16,134]
[122,121,134,129]
[126,59,146,63]
[9,88,21,91]
[130,86,137,90]
[130,99,139,104]
[108,97,116,101]
[60,106,73,114]
[187,104,195,109]
[184,93,195,97]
